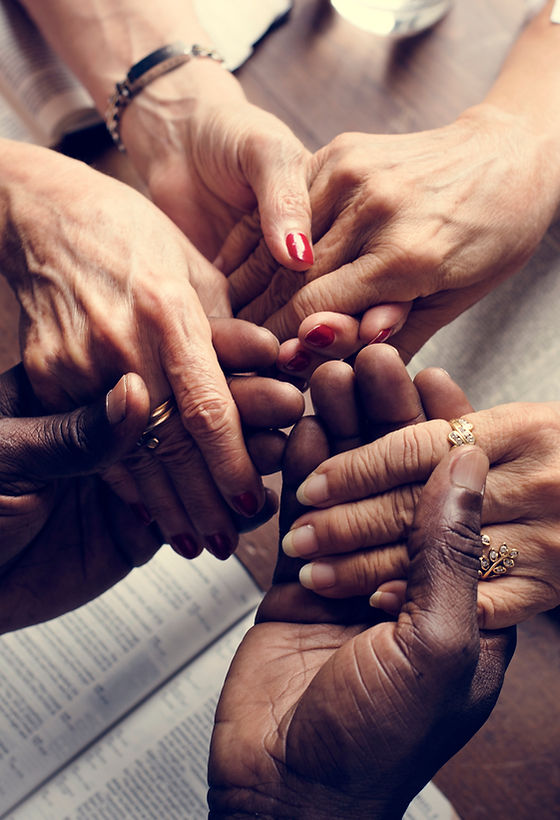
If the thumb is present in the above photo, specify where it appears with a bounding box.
[244,135,314,272]
[403,445,489,654]
[0,373,150,491]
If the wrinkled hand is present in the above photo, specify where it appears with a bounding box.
[282,344,560,628]
[0,356,292,633]
[120,62,313,269]
[226,104,559,370]
[2,148,303,556]
[208,410,515,819]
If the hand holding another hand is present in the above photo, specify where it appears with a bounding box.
[209,411,515,818]
[120,61,313,270]
[0,364,160,633]
[226,105,560,373]
[283,345,560,628]
[2,144,303,557]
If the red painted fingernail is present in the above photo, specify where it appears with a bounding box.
[286,233,314,265]
[304,324,335,348]
[207,533,233,561]
[130,503,152,526]
[285,351,311,372]
[232,491,259,517]
[171,533,201,560]
[369,328,393,344]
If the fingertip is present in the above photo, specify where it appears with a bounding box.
[449,445,489,495]
[369,590,403,614]
[299,312,362,359]
[299,561,336,591]
[285,232,314,267]
[106,375,128,426]
[359,302,412,345]
[106,372,150,431]
[233,487,278,533]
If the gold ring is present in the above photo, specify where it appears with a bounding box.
[137,397,176,449]
[448,418,475,447]
[478,534,518,580]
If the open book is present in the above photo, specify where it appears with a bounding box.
[0,548,262,818]
[0,0,293,144]
[0,542,458,820]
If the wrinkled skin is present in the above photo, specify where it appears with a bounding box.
[208,349,515,819]
[284,345,560,629]
[1,149,304,554]
[0,319,304,632]
[225,105,560,372]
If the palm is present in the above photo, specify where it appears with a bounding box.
[209,393,514,819]
[211,579,513,819]
[211,613,358,788]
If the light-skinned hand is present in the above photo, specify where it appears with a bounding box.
[282,345,560,629]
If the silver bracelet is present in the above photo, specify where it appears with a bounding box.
[105,41,224,152]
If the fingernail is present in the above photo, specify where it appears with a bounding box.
[106,375,127,425]
[232,491,259,517]
[369,328,393,345]
[171,533,201,560]
[304,324,335,348]
[130,503,152,526]
[282,524,318,557]
[450,447,488,494]
[296,473,329,506]
[299,562,336,590]
[286,232,314,265]
[285,351,311,372]
[207,533,233,561]
[213,254,224,271]
[369,590,402,613]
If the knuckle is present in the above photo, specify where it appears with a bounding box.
[267,268,302,307]
[405,616,478,680]
[338,448,376,500]
[326,132,361,166]
[347,551,385,593]
[325,504,370,551]
[180,393,232,443]
[390,485,420,539]
[275,191,311,223]
[388,427,423,480]
[45,411,100,472]
[150,425,199,468]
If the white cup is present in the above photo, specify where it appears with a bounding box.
[330,0,453,37]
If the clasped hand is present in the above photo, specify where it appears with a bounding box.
[209,352,515,818]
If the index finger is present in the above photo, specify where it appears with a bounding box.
[163,302,265,518]
[294,402,533,509]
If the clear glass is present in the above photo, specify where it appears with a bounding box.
[330,0,453,38]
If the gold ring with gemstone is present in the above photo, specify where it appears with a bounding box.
[478,534,519,580]
[448,418,476,447]
[137,397,176,450]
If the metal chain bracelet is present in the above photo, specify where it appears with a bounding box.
[105,41,224,151]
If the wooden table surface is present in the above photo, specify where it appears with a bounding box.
[0,1,558,817]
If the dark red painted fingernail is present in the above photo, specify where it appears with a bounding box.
[207,533,233,561]
[130,503,152,526]
[369,328,393,344]
[304,324,335,348]
[232,491,259,517]
[286,233,314,265]
[285,350,311,372]
[171,533,201,560]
